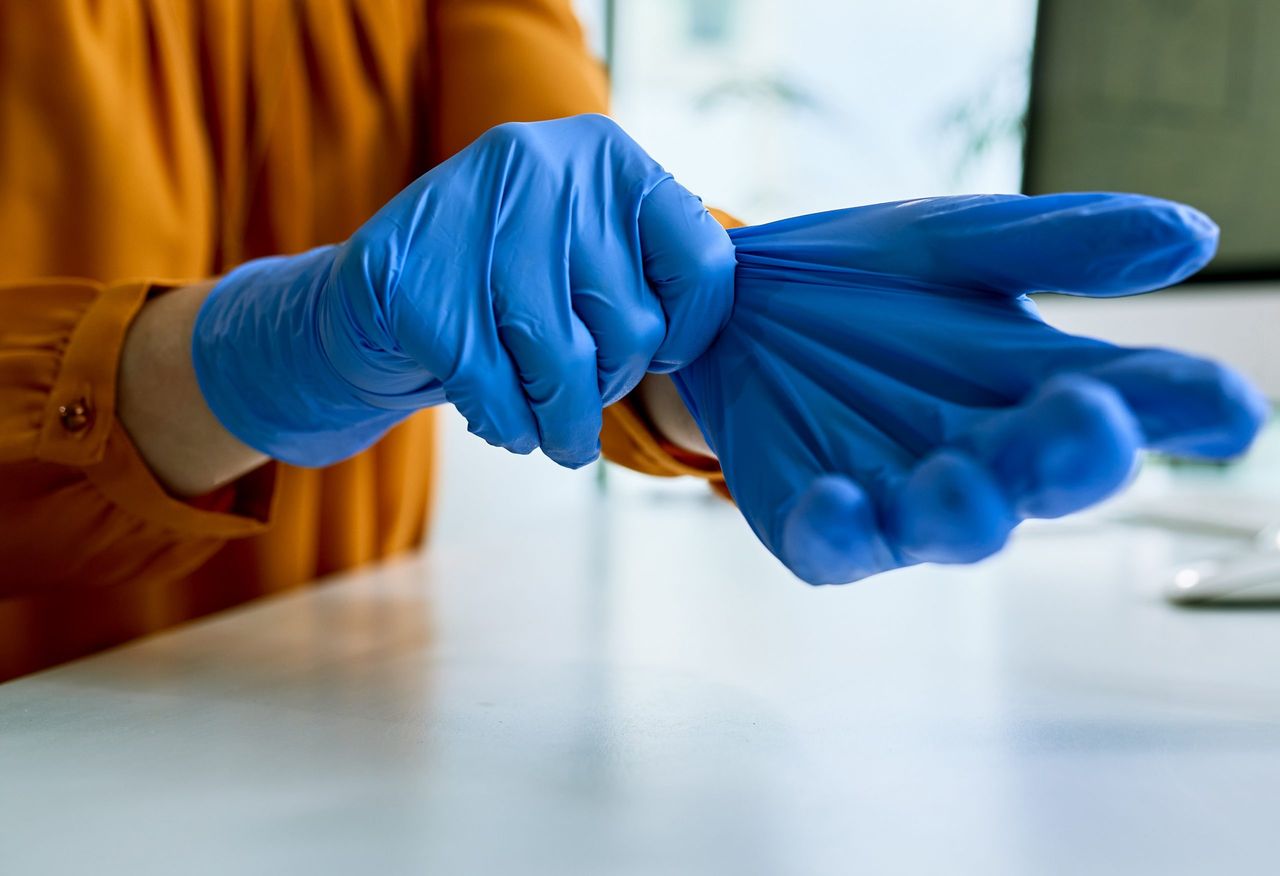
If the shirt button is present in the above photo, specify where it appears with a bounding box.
[58,399,92,432]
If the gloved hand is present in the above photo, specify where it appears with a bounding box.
[193,114,735,468]
[673,194,1269,584]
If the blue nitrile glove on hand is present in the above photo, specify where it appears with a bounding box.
[673,194,1269,584]
[192,114,734,468]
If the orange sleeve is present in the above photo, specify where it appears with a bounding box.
[0,2,287,596]
[430,0,731,483]
[0,280,275,596]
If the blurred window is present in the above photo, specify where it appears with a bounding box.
[604,0,1037,222]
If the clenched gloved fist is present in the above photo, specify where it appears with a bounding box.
[193,114,735,468]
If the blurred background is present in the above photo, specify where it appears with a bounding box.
[437,0,1280,546]
[586,0,1034,221]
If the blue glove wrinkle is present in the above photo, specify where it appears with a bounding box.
[677,192,1265,584]
[748,297,959,458]
[749,273,1024,407]
[319,257,445,404]
[194,248,418,467]
[674,318,913,577]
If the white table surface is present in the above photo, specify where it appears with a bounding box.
[5,428,1280,876]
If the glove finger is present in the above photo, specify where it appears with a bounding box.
[439,353,541,457]
[496,299,603,469]
[572,283,665,405]
[730,193,1217,299]
[674,356,906,585]
[915,192,1218,297]
[777,474,902,585]
[1084,350,1268,459]
[885,449,1015,565]
[963,374,1142,519]
[391,271,542,456]
[638,177,737,371]
[569,214,669,406]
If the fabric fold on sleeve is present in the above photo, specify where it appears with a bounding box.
[0,278,278,594]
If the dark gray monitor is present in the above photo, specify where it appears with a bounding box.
[1023,0,1280,281]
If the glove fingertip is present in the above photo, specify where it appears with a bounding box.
[1123,201,1219,291]
[466,419,538,456]
[544,452,599,470]
[778,475,894,585]
[993,375,1142,519]
[1100,351,1269,459]
[1194,367,1270,458]
[888,450,1013,565]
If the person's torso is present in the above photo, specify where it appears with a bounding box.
[0,0,440,673]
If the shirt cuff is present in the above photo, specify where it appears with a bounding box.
[600,395,724,482]
[32,278,277,537]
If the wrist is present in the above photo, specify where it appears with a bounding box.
[119,280,269,496]
[635,373,716,459]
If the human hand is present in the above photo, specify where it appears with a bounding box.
[193,114,735,468]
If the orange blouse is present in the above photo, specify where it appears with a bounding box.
[0,0,724,682]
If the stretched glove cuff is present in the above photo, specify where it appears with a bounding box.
[192,246,415,467]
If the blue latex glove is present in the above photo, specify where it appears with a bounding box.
[673,194,1269,584]
[193,114,735,468]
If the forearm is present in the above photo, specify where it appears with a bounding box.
[117,281,268,497]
